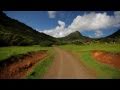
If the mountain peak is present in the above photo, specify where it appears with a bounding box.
[0,12,57,46]
[58,31,90,42]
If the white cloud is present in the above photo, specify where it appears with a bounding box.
[94,30,103,38]
[48,11,56,18]
[58,20,65,27]
[68,12,120,31]
[42,20,67,37]
[88,35,93,38]
[41,11,120,38]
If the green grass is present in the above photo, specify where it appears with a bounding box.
[60,43,120,79]
[80,51,120,79]
[26,48,54,79]
[0,45,54,79]
[60,43,120,53]
[0,45,50,61]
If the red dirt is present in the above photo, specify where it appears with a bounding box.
[92,50,120,69]
[0,50,47,79]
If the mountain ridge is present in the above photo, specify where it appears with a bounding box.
[98,29,120,43]
[0,11,119,47]
[0,11,57,46]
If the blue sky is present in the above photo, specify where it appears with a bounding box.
[4,11,120,38]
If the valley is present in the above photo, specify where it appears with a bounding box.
[0,11,120,79]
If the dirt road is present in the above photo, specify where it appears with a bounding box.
[43,47,96,79]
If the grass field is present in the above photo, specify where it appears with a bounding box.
[0,45,51,61]
[60,43,120,79]
[0,45,54,78]
[0,43,120,79]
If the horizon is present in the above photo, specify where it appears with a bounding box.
[0,10,120,79]
[4,11,120,38]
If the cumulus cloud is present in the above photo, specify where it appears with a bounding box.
[42,20,67,37]
[94,30,103,38]
[68,12,120,31]
[48,11,56,18]
[41,11,120,38]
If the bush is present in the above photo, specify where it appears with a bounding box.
[40,41,54,47]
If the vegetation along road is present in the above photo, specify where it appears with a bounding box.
[43,47,96,79]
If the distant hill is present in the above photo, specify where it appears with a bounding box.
[97,29,120,43]
[57,31,92,45]
[58,29,120,44]
[0,11,57,46]
[0,11,119,47]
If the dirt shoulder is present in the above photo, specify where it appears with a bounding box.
[92,50,120,69]
[0,50,47,79]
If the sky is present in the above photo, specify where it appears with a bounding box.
[4,11,120,38]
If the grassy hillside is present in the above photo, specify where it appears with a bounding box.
[57,31,92,45]
[0,11,119,46]
[94,29,120,43]
[0,11,57,46]
[58,29,120,45]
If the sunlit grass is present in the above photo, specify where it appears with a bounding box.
[26,48,54,79]
[60,43,120,78]
[0,45,54,79]
[0,45,50,61]
[60,43,120,52]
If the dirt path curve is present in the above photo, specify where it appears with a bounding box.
[43,47,96,79]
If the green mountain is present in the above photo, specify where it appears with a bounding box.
[0,11,119,47]
[0,11,57,46]
[97,29,120,43]
[58,31,92,45]
[58,29,120,44]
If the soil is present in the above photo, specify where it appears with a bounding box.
[0,50,47,79]
[92,50,120,69]
[43,47,96,79]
